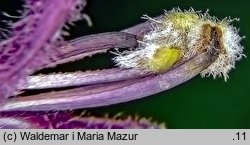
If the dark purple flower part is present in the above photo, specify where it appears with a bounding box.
[0,0,86,99]
[0,111,165,129]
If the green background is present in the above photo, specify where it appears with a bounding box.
[1,0,249,128]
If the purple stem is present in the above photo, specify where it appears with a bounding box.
[0,51,215,111]
[41,32,137,69]
[19,68,148,90]
[32,18,153,71]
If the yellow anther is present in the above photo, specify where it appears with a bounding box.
[147,46,182,72]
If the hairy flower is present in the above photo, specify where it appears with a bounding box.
[113,8,245,81]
